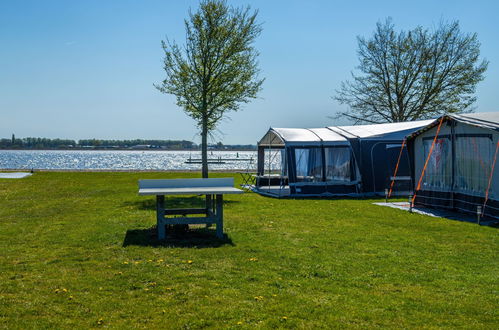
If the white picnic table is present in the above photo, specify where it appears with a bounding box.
[138,178,243,240]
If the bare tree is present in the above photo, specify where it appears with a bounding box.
[156,0,263,177]
[334,19,488,123]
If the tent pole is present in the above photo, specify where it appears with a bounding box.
[268,139,272,192]
[450,120,456,210]
[321,145,326,194]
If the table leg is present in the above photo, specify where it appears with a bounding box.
[215,194,223,239]
[156,195,165,240]
[205,194,212,212]
[205,194,212,228]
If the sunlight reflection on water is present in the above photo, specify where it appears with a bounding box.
[0,150,266,171]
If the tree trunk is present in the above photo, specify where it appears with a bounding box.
[201,117,208,178]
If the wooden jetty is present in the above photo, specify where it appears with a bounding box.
[185,156,253,164]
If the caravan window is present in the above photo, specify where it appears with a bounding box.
[324,147,353,182]
[422,137,452,190]
[455,135,493,195]
[294,148,322,182]
[264,148,285,175]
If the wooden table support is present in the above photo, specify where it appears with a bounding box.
[156,195,165,240]
[216,194,223,239]
[155,193,225,240]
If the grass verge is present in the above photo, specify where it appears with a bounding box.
[0,172,497,328]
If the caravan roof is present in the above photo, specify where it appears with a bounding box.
[258,127,349,147]
[328,120,434,140]
[259,114,498,147]
[407,112,499,139]
[454,112,499,130]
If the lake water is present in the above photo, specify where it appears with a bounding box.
[0,150,259,171]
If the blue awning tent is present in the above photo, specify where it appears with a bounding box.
[255,120,433,197]
[406,112,499,219]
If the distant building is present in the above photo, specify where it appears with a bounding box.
[130,145,151,149]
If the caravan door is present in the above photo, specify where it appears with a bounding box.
[371,142,412,195]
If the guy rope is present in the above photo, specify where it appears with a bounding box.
[388,139,406,198]
[482,140,499,216]
[411,116,445,207]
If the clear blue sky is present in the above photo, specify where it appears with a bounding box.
[1,0,498,144]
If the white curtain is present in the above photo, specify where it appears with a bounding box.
[422,138,452,191]
[324,147,352,182]
[281,149,288,176]
[294,148,322,182]
[455,136,493,196]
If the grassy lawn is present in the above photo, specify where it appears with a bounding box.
[0,172,497,329]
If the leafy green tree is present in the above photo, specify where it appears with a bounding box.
[156,0,263,177]
[334,19,488,123]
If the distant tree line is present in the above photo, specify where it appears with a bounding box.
[1,137,78,149]
[0,137,256,150]
[209,142,256,150]
[77,139,196,149]
[0,137,195,150]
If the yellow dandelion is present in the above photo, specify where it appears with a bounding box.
[123,261,129,265]
[97,318,104,325]
[187,260,193,264]
[254,296,264,301]
[134,261,140,265]
[62,288,68,293]
[157,259,164,262]
[68,295,74,300]
[116,271,123,275]
[237,321,243,325]
[165,287,172,291]
[272,294,277,297]
[249,257,258,261]
[54,289,60,293]
[148,259,153,262]
[282,316,288,320]
[144,288,149,291]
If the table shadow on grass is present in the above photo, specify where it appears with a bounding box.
[124,196,240,211]
[123,226,234,248]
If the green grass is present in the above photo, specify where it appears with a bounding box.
[0,172,497,329]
